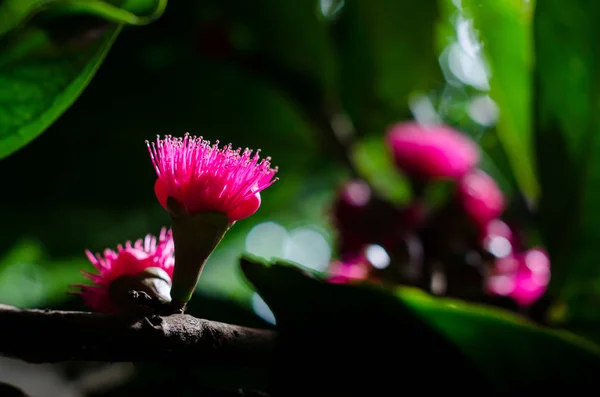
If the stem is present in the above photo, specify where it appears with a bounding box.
[0,304,275,389]
[167,200,231,308]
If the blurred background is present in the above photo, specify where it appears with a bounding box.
[1,0,596,395]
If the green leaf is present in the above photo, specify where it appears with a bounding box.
[533,0,600,300]
[460,0,539,203]
[0,0,168,160]
[241,258,600,393]
[398,287,600,389]
[333,0,440,135]
[0,0,167,36]
[351,134,412,204]
[0,24,121,159]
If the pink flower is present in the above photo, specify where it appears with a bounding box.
[327,257,370,284]
[147,134,278,222]
[385,122,479,180]
[487,248,550,306]
[457,170,505,227]
[73,228,175,313]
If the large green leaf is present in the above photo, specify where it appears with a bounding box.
[398,286,600,389]
[460,0,539,203]
[534,0,600,302]
[0,24,121,159]
[0,0,167,160]
[333,0,440,135]
[241,258,600,394]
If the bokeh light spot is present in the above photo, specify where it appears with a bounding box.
[245,222,289,260]
[487,236,512,258]
[252,293,276,325]
[365,244,391,269]
[283,228,331,272]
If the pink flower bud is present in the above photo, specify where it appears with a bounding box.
[385,122,479,180]
[512,248,550,306]
[458,170,505,227]
[487,248,550,306]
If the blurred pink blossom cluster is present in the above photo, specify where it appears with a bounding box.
[326,121,550,308]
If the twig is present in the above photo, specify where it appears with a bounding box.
[0,304,275,369]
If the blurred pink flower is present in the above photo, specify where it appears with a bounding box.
[385,122,479,180]
[458,170,505,227]
[488,248,550,306]
[328,257,370,284]
[147,134,278,222]
[72,228,175,313]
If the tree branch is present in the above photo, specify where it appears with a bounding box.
[0,304,275,368]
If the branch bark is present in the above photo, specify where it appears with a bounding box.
[0,304,275,367]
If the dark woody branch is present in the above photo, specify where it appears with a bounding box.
[0,304,275,369]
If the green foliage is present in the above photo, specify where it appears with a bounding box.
[0,24,121,160]
[242,258,600,392]
[3,0,600,391]
[226,0,336,91]
[461,0,538,203]
[399,287,600,389]
[533,0,600,336]
[333,0,440,135]
[0,0,167,160]
[534,1,599,286]
[352,134,412,204]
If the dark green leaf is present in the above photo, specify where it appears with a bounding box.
[0,23,121,159]
[533,0,600,300]
[333,0,440,135]
[398,286,600,389]
[241,257,600,394]
[460,0,539,202]
[0,0,168,159]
